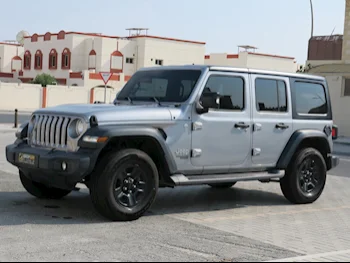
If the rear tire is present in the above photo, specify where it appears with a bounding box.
[19,171,72,199]
[208,182,236,189]
[280,147,327,204]
[90,149,159,221]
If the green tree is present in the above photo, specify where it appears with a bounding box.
[31,73,57,87]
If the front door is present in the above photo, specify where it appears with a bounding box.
[191,72,252,173]
[251,75,293,167]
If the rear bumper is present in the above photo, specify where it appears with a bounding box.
[6,141,99,190]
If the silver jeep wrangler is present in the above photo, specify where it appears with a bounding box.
[6,65,339,221]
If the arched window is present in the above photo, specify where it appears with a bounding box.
[34,50,43,70]
[31,34,38,42]
[58,30,66,40]
[110,50,123,73]
[11,56,22,72]
[23,51,31,70]
[44,32,51,41]
[49,49,58,70]
[61,48,71,70]
[88,50,96,70]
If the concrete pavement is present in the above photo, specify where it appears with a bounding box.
[1,129,350,261]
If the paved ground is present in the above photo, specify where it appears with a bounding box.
[1,128,350,261]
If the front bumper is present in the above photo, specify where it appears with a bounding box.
[6,141,99,190]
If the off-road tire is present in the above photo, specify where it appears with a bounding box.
[90,149,159,221]
[280,147,327,204]
[19,171,72,199]
[208,182,237,189]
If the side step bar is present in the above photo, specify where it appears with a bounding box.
[170,170,285,186]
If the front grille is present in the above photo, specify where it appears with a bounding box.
[29,114,72,149]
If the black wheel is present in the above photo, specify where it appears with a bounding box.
[90,149,159,221]
[280,147,327,204]
[19,171,72,199]
[208,182,236,189]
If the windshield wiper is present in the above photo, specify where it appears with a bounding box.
[152,97,161,106]
[118,96,133,104]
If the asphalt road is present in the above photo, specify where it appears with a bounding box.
[0,112,32,124]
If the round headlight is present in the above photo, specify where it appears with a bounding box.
[76,120,85,135]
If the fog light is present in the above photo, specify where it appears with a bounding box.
[62,162,67,171]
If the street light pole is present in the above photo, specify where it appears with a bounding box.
[310,0,314,38]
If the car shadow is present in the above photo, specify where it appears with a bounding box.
[0,184,289,226]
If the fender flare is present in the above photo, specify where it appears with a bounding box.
[276,129,331,169]
[79,125,177,174]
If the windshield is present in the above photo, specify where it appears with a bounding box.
[116,69,203,103]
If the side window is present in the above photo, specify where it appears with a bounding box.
[255,78,287,112]
[204,75,245,111]
[294,81,327,114]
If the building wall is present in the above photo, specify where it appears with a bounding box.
[137,37,206,68]
[22,34,74,80]
[308,35,343,61]
[204,52,296,72]
[0,82,118,111]
[246,53,296,72]
[0,44,24,73]
[0,83,42,111]
[204,53,247,67]
[20,31,206,85]
[326,74,350,136]
[343,0,350,63]
[46,85,91,107]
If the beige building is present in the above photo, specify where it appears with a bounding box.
[0,28,303,110]
[16,29,206,89]
[305,0,350,136]
[205,45,298,73]
[0,42,24,82]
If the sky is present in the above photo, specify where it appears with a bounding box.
[1,0,346,64]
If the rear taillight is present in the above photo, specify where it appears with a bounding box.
[332,125,338,140]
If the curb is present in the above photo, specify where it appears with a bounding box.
[333,151,350,157]
[334,141,350,146]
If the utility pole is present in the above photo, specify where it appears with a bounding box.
[310,0,314,38]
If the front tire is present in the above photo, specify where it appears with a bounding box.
[280,147,327,204]
[90,149,159,221]
[19,171,72,199]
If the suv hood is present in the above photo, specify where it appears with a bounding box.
[34,104,176,125]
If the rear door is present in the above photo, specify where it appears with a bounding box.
[251,74,293,167]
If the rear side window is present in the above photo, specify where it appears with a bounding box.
[255,78,287,112]
[294,81,327,114]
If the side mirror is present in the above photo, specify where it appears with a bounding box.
[196,92,219,114]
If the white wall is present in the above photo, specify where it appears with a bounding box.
[325,75,350,136]
[246,53,295,72]
[204,53,247,67]
[93,87,119,103]
[138,38,205,68]
[46,85,91,107]
[205,52,296,72]
[0,44,24,73]
[0,83,42,111]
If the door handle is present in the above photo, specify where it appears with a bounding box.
[276,123,289,129]
[235,122,250,129]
